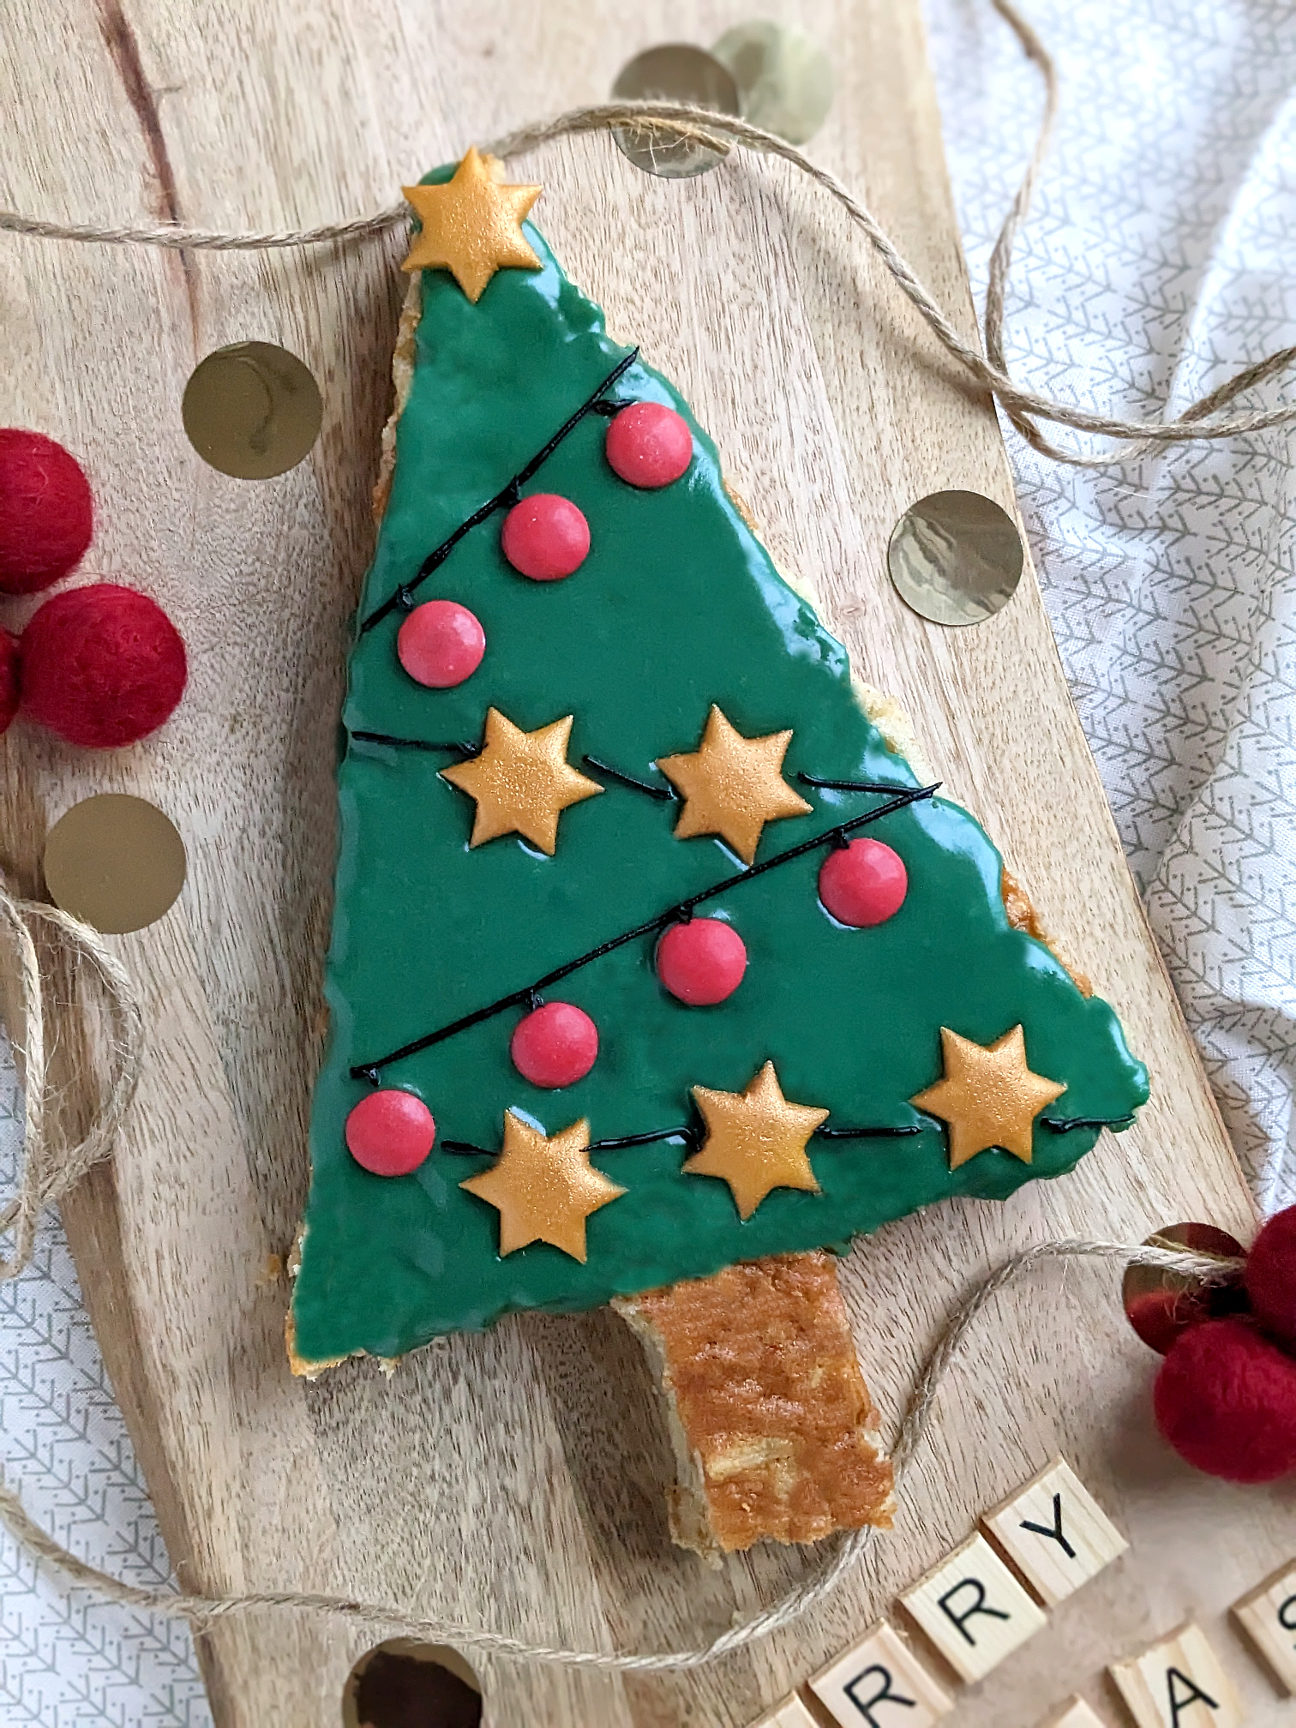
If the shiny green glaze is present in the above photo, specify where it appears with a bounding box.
[292,197,1148,1363]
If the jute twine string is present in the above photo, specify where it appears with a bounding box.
[0,882,143,1282]
[1,0,1293,463]
[0,0,1261,1674]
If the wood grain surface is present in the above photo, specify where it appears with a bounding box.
[1,3,1289,1725]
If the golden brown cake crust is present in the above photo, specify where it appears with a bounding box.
[618,1251,894,1553]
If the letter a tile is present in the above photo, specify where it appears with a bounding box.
[749,1698,820,1728]
[1232,1559,1296,1694]
[809,1621,953,1726]
[899,1532,1047,1683]
[1041,1701,1106,1728]
[1108,1622,1243,1728]
[981,1457,1128,1607]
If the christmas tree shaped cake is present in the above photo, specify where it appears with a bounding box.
[290,151,1149,1555]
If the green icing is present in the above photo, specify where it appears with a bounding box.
[292,191,1148,1364]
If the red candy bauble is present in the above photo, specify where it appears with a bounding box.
[345,1089,437,1176]
[1153,1317,1296,1484]
[605,403,693,489]
[656,918,747,1005]
[510,1001,599,1088]
[500,494,589,581]
[818,838,908,927]
[397,599,486,688]
[1246,1205,1296,1350]
[0,429,94,595]
[0,630,19,735]
[19,583,187,748]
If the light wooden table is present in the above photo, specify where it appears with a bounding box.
[0,2,1287,1725]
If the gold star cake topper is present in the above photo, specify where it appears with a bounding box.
[460,1112,625,1261]
[685,1061,829,1219]
[441,708,602,853]
[910,1024,1066,1169]
[402,147,542,302]
[656,705,812,865]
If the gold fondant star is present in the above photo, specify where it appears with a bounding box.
[910,1025,1066,1170]
[460,1112,625,1260]
[655,705,812,864]
[402,147,542,302]
[684,1061,829,1219]
[441,708,602,853]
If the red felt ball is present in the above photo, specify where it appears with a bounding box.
[604,403,693,489]
[818,838,908,927]
[500,493,590,581]
[0,630,19,735]
[1245,1205,1296,1350]
[19,583,187,748]
[656,918,748,1005]
[1153,1317,1296,1484]
[397,599,486,688]
[510,1001,599,1088]
[0,429,94,594]
[345,1089,436,1176]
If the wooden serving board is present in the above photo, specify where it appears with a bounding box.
[1,2,1289,1725]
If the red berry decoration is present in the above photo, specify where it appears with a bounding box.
[500,493,590,581]
[656,918,747,1005]
[1245,1205,1296,1350]
[1153,1317,1296,1484]
[397,599,486,688]
[818,838,908,927]
[604,403,693,489]
[345,1089,437,1176]
[19,583,187,748]
[0,429,94,595]
[0,629,19,735]
[510,1001,598,1088]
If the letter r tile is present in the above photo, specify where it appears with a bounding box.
[809,1622,953,1727]
[749,1698,820,1728]
[981,1457,1128,1607]
[899,1532,1047,1684]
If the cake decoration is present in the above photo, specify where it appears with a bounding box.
[290,152,1148,1553]
[401,146,541,301]
[656,705,813,863]
[459,1111,625,1260]
[910,1024,1068,1169]
[684,1061,829,1218]
[439,707,602,851]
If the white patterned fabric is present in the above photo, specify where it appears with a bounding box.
[2,2,1293,1716]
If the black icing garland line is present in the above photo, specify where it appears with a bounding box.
[358,349,640,635]
[350,780,939,1081]
[797,773,918,793]
[440,1121,922,1157]
[581,755,675,800]
[1042,1114,1136,1132]
[351,730,477,756]
[345,736,905,806]
[438,1114,1127,1158]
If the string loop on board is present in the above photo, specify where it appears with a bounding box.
[0,0,1292,465]
[0,1235,1245,1670]
[0,880,144,1284]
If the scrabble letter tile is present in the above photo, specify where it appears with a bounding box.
[1232,1558,1296,1694]
[749,1697,820,1728]
[809,1621,953,1726]
[1108,1622,1243,1728]
[981,1457,1128,1607]
[1042,1701,1106,1728]
[899,1532,1048,1683]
